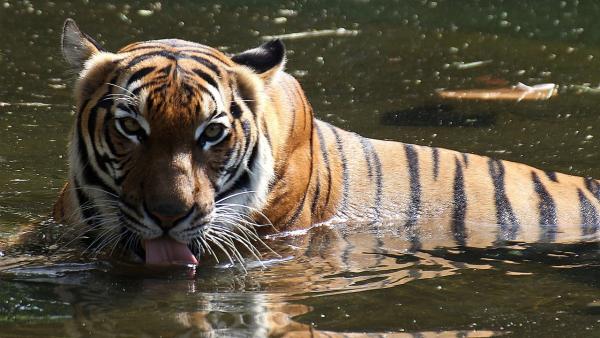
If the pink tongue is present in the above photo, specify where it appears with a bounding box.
[143,237,199,266]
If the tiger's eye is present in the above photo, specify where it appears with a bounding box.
[119,117,142,134]
[203,124,225,141]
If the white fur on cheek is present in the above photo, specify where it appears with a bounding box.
[224,133,275,213]
[248,134,275,210]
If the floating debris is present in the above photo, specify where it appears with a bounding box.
[0,102,54,107]
[273,17,287,24]
[118,13,131,23]
[278,9,298,17]
[137,9,153,16]
[451,60,493,70]
[48,83,66,89]
[437,83,557,101]
[262,28,359,41]
[568,84,600,94]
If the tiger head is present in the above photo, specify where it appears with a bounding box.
[58,19,288,265]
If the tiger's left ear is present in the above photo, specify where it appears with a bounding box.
[232,39,286,81]
[61,19,106,73]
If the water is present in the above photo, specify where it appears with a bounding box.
[1,0,599,336]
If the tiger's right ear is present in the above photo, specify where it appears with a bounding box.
[61,19,106,72]
[231,39,286,81]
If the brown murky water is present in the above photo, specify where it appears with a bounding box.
[0,1,599,337]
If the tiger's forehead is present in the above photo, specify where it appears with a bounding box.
[118,38,232,63]
[112,39,235,124]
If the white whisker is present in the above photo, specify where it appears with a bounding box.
[215,190,257,204]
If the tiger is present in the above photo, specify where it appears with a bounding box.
[38,18,599,265]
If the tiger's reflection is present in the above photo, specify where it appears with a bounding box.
[38,223,505,337]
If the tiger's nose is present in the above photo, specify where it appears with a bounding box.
[145,202,194,228]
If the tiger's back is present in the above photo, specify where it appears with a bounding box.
[311,123,598,248]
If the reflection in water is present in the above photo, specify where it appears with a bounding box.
[380,104,496,127]
[1,222,598,337]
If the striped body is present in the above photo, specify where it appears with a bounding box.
[48,20,598,264]
[309,124,599,247]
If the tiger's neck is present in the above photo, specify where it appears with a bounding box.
[259,73,345,230]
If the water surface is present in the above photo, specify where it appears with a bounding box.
[1,1,599,336]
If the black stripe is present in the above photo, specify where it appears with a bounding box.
[114,168,129,186]
[545,171,558,182]
[131,79,164,96]
[532,172,557,242]
[73,178,101,228]
[124,50,225,78]
[292,82,309,131]
[158,64,172,76]
[88,98,114,175]
[359,137,383,222]
[316,123,333,208]
[578,189,600,237]
[103,110,119,156]
[404,144,421,251]
[212,111,226,120]
[218,140,245,190]
[371,144,383,222]
[340,231,354,268]
[432,147,440,180]
[239,119,252,166]
[120,207,146,229]
[222,142,243,180]
[310,123,321,216]
[76,103,118,197]
[230,100,242,119]
[125,50,178,69]
[219,148,236,176]
[126,66,155,86]
[246,141,258,172]
[488,158,519,241]
[73,178,108,250]
[261,117,271,146]
[359,137,373,179]
[186,55,223,77]
[148,84,168,97]
[116,103,135,114]
[120,44,163,53]
[310,176,321,215]
[452,156,467,246]
[214,142,257,200]
[285,120,316,227]
[329,125,349,214]
[191,68,219,90]
[374,237,386,266]
[461,153,469,167]
[224,172,250,198]
[584,177,600,202]
[284,183,309,227]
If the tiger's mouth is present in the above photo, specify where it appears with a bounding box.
[142,237,199,266]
